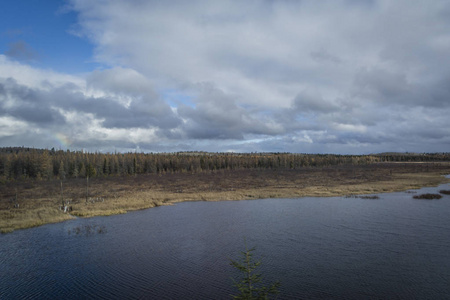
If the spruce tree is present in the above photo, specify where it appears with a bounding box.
[230,245,280,299]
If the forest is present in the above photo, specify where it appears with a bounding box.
[1,147,449,182]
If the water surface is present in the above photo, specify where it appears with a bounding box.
[1,182,450,299]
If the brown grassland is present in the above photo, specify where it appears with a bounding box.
[1,162,450,233]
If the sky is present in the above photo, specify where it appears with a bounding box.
[1,0,450,154]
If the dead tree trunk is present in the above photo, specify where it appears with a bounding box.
[14,189,19,208]
[60,180,64,207]
[86,175,89,203]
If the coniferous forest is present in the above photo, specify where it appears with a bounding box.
[1,147,449,182]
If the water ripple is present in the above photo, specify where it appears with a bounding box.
[2,183,450,299]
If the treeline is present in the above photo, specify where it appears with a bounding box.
[0,147,449,181]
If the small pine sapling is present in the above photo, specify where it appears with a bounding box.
[230,245,280,299]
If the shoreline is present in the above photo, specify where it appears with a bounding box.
[2,163,450,234]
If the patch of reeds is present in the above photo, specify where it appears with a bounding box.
[413,193,442,200]
[359,195,380,199]
[439,190,450,195]
[345,195,379,199]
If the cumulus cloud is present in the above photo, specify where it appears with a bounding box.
[0,78,66,125]
[0,57,179,151]
[1,0,450,153]
[177,83,283,140]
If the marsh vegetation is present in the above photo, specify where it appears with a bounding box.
[413,193,443,200]
[1,148,450,233]
[67,224,107,235]
[345,195,380,199]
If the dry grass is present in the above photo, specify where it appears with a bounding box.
[0,207,74,234]
[1,162,450,233]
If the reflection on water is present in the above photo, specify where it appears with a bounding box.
[1,183,450,299]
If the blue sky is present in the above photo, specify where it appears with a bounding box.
[1,0,450,154]
[0,0,96,73]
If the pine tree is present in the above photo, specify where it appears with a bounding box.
[39,151,52,179]
[230,245,280,299]
[79,163,86,178]
[2,155,11,179]
[86,163,96,178]
[72,163,79,178]
[103,158,108,175]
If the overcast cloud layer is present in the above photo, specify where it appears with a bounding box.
[1,0,450,153]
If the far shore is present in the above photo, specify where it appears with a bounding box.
[1,162,450,234]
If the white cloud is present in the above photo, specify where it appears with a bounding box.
[333,123,367,134]
[1,1,450,153]
[0,116,30,137]
[0,55,84,90]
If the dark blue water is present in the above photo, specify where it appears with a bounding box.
[2,182,450,299]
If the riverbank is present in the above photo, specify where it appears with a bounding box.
[1,162,450,233]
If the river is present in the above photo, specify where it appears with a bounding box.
[1,182,450,299]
